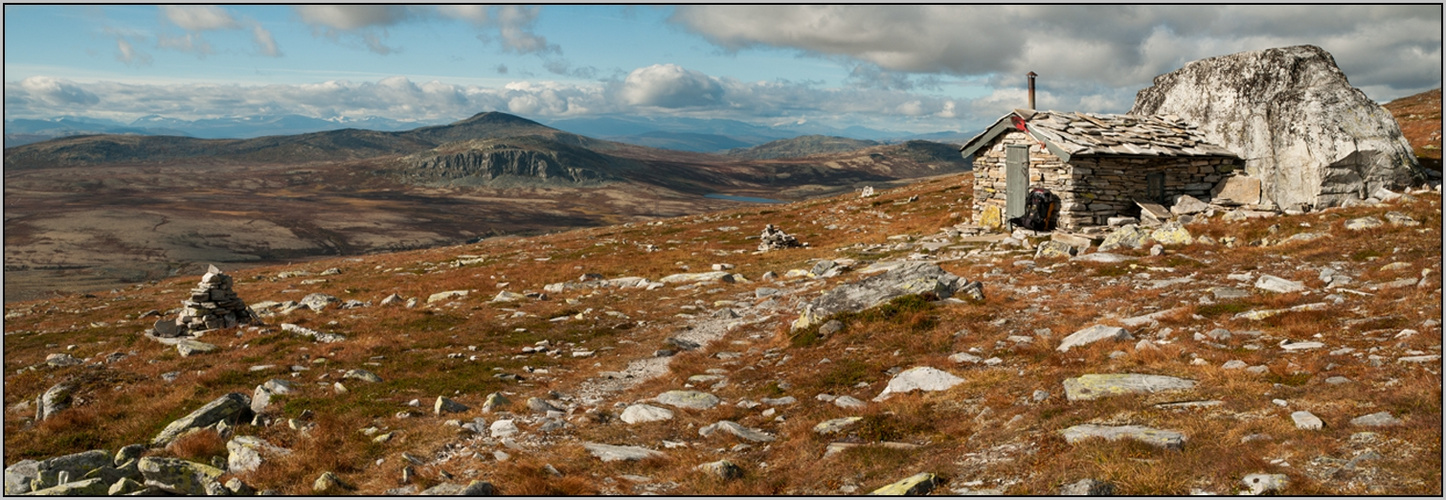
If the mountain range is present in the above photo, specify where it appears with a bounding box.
[3,111,972,301]
[4,113,974,151]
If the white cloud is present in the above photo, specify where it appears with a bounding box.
[294,5,413,31]
[17,76,101,106]
[251,23,281,57]
[160,5,239,31]
[295,5,559,57]
[672,5,1442,102]
[115,37,152,66]
[619,64,724,108]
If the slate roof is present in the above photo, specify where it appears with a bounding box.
[959,109,1237,162]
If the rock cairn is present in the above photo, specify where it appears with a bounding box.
[156,265,255,337]
[757,224,804,252]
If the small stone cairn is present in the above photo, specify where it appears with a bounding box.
[758,224,805,252]
[155,265,256,337]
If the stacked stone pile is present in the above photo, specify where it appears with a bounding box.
[757,224,805,252]
[156,265,255,337]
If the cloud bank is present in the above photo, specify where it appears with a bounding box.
[671,5,1441,103]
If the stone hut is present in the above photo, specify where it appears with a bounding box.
[959,109,1240,230]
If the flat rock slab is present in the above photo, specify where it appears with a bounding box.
[620,404,674,424]
[427,290,469,304]
[175,339,218,357]
[656,390,721,410]
[1291,411,1324,430]
[874,366,965,402]
[1061,424,1186,450]
[1350,411,1403,427]
[814,417,864,435]
[1057,325,1134,352]
[1072,252,1137,263]
[1254,274,1306,294]
[1063,374,1196,401]
[794,262,975,330]
[869,472,940,495]
[660,271,733,284]
[699,420,775,442]
[582,442,663,462]
[152,393,251,446]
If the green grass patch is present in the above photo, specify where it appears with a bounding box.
[1265,372,1312,387]
[1351,249,1383,262]
[1195,301,1251,318]
[819,359,872,390]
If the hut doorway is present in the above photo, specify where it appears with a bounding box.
[1005,144,1030,221]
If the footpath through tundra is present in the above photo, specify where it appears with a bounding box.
[3,173,1442,495]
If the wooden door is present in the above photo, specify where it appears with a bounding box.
[1006,145,1029,221]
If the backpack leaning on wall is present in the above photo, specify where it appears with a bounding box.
[1018,188,1058,231]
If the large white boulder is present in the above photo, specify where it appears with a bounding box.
[1132,45,1424,209]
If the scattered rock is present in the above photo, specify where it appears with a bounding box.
[1241,473,1290,495]
[1291,411,1324,430]
[44,353,83,368]
[1035,240,1077,259]
[656,390,721,410]
[343,369,382,383]
[699,420,775,442]
[36,382,75,422]
[793,262,980,330]
[27,477,108,496]
[312,471,349,493]
[526,397,562,414]
[460,480,497,495]
[280,323,347,343]
[1060,424,1186,450]
[482,392,510,412]
[435,396,469,415]
[1062,374,1196,401]
[1150,221,1194,246]
[874,366,965,402]
[620,404,674,424]
[137,457,224,495]
[152,393,251,446]
[428,290,470,304]
[948,352,982,364]
[869,472,939,495]
[581,442,663,462]
[1098,225,1151,252]
[175,339,218,357]
[300,293,339,312]
[490,419,520,438]
[1059,478,1115,496]
[1384,211,1420,226]
[1057,325,1135,352]
[1254,275,1306,294]
[1072,252,1137,263]
[1344,216,1384,231]
[1350,411,1402,427]
[813,417,863,435]
[696,460,743,481]
[226,435,290,473]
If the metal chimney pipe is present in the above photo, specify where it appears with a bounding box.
[1027,71,1037,110]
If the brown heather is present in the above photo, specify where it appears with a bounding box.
[2,171,1441,494]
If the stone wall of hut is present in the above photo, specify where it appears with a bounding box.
[972,130,1239,229]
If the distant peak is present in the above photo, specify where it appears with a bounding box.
[458,112,544,127]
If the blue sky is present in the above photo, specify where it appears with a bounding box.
[5,5,1441,134]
